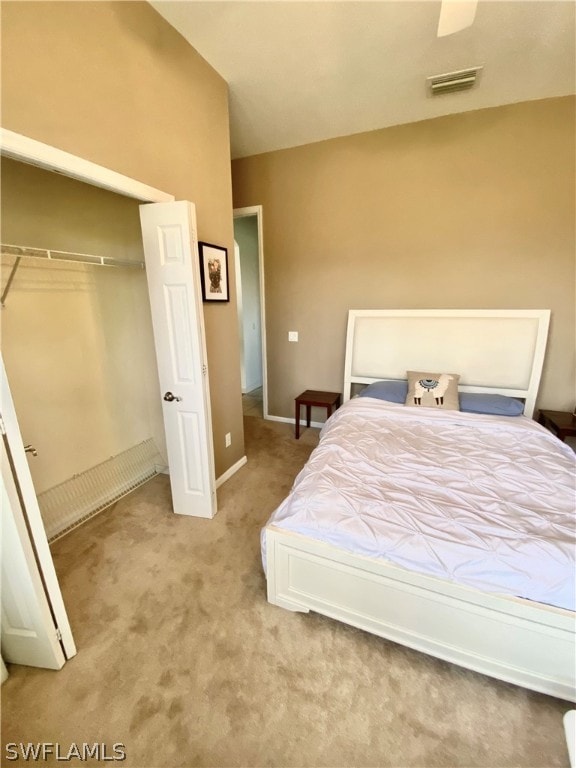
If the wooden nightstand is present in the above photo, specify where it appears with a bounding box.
[294,390,341,439]
[537,410,576,442]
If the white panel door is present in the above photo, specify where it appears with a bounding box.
[139,201,216,518]
[0,356,76,667]
[1,441,65,669]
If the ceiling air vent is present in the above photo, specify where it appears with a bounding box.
[427,66,483,96]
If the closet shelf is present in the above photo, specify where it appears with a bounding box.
[1,243,145,307]
[1,243,145,269]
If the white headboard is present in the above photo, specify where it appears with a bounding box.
[343,309,551,417]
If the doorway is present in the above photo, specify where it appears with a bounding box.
[233,206,267,419]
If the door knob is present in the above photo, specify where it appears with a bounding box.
[163,391,182,402]
[24,444,38,456]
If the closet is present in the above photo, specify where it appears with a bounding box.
[1,136,216,671]
[1,158,167,540]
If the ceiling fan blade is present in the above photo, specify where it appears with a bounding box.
[437,0,478,37]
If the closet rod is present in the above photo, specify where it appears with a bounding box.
[1,243,145,308]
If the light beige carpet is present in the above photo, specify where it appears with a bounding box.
[1,416,572,768]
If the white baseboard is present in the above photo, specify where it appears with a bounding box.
[265,414,324,430]
[216,455,248,488]
[156,456,247,489]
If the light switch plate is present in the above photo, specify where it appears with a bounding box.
[288,331,298,342]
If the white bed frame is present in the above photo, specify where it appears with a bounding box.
[266,309,576,702]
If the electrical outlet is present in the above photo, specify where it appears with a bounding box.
[288,331,298,342]
[225,432,232,448]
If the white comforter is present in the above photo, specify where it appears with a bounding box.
[263,398,576,611]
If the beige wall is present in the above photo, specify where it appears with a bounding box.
[1,158,168,494]
[1,1,244,478]
[232,97,576,419]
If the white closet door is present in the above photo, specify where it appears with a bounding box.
[1,358,76,668]
[139,201,216,519]
[1,442,65,669]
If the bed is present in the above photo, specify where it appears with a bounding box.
[263,309,576,701]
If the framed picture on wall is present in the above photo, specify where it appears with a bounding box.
[198,242,229,302]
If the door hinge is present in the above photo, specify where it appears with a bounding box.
[202,365,207,376]
[55,627,62,641]
[0,416,5,436]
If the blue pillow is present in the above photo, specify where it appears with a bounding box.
[459,393,524,416]
[358,380,408,404]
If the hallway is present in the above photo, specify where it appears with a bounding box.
[242,386,263,418]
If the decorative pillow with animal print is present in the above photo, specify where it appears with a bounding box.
[405,371,460,410]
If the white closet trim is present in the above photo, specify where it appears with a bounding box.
[0,129,174,203]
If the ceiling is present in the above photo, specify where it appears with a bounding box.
[151,1,576,159]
